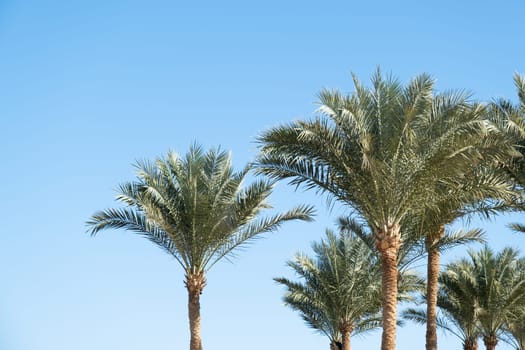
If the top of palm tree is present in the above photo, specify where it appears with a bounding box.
[471,246,525,340]
[257,69,518,233]
[87,144,315,274]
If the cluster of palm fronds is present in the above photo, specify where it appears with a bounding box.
[87,71,525,350]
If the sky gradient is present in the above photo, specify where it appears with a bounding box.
[2,1,525,349]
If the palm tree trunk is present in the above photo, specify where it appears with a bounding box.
[425,225,445,350]
[375,223,402,350]
[464,338,478,350]
[185,271,207,350]
[483,334,498,350]
[330,340,340,350]
[341,324,353,350]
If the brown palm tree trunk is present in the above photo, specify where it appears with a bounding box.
[375,223,402,350]
[340,324,353,350]
[185,271,206,350]
[330,340,340,350]
[464,338,478,350]
[483,334,498,350]
[425,225,445,350]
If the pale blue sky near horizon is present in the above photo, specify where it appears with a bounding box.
[1,1,525,350]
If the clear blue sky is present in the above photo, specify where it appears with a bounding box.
[2,1,525,349]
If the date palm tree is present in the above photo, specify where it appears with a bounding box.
[403,258,481,350]
[275,228,422,350]
[412,166,518,350]
[257,70,515,350]
[471,247,525,350]
[405,247,525,350]
[86,144,314,350]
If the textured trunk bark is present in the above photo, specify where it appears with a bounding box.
[425,225,445,350]
[342,332,351,350]
[483,334,498,350]
[340,325,353,350]
[464,338,478,350]
[375,223,402,350]
[186,271,206,350]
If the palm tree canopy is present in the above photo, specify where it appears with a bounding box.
[87,144,315,274]
[257,69,518,235]
[471,246,525,340]
[276,228,422,343]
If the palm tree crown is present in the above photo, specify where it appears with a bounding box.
[472,247,525,350]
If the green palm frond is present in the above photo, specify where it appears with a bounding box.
[87,145,314,275]
[509,222,525,233]
[402,308,463,340]
[258,70,518,235]
[430,228,486,252]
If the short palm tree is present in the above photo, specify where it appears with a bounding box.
[257,70,515,350]
[405,247,525,350]
[86,145,314,350]
[276,228,422,350]
[404,258,481,350]
[471,247,525,350]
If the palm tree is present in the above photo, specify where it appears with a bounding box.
[405,247,525,350]
[256,70,515,350]
[86,145,314,350]
[275,228,422,350]
[404,258,481,350]
[412,166,517,350]
[471,247,525,350]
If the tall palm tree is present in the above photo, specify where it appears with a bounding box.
[256,70,516,350]
[412,166,517,350]
[86,145,314,350]
[275,228,422,350]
